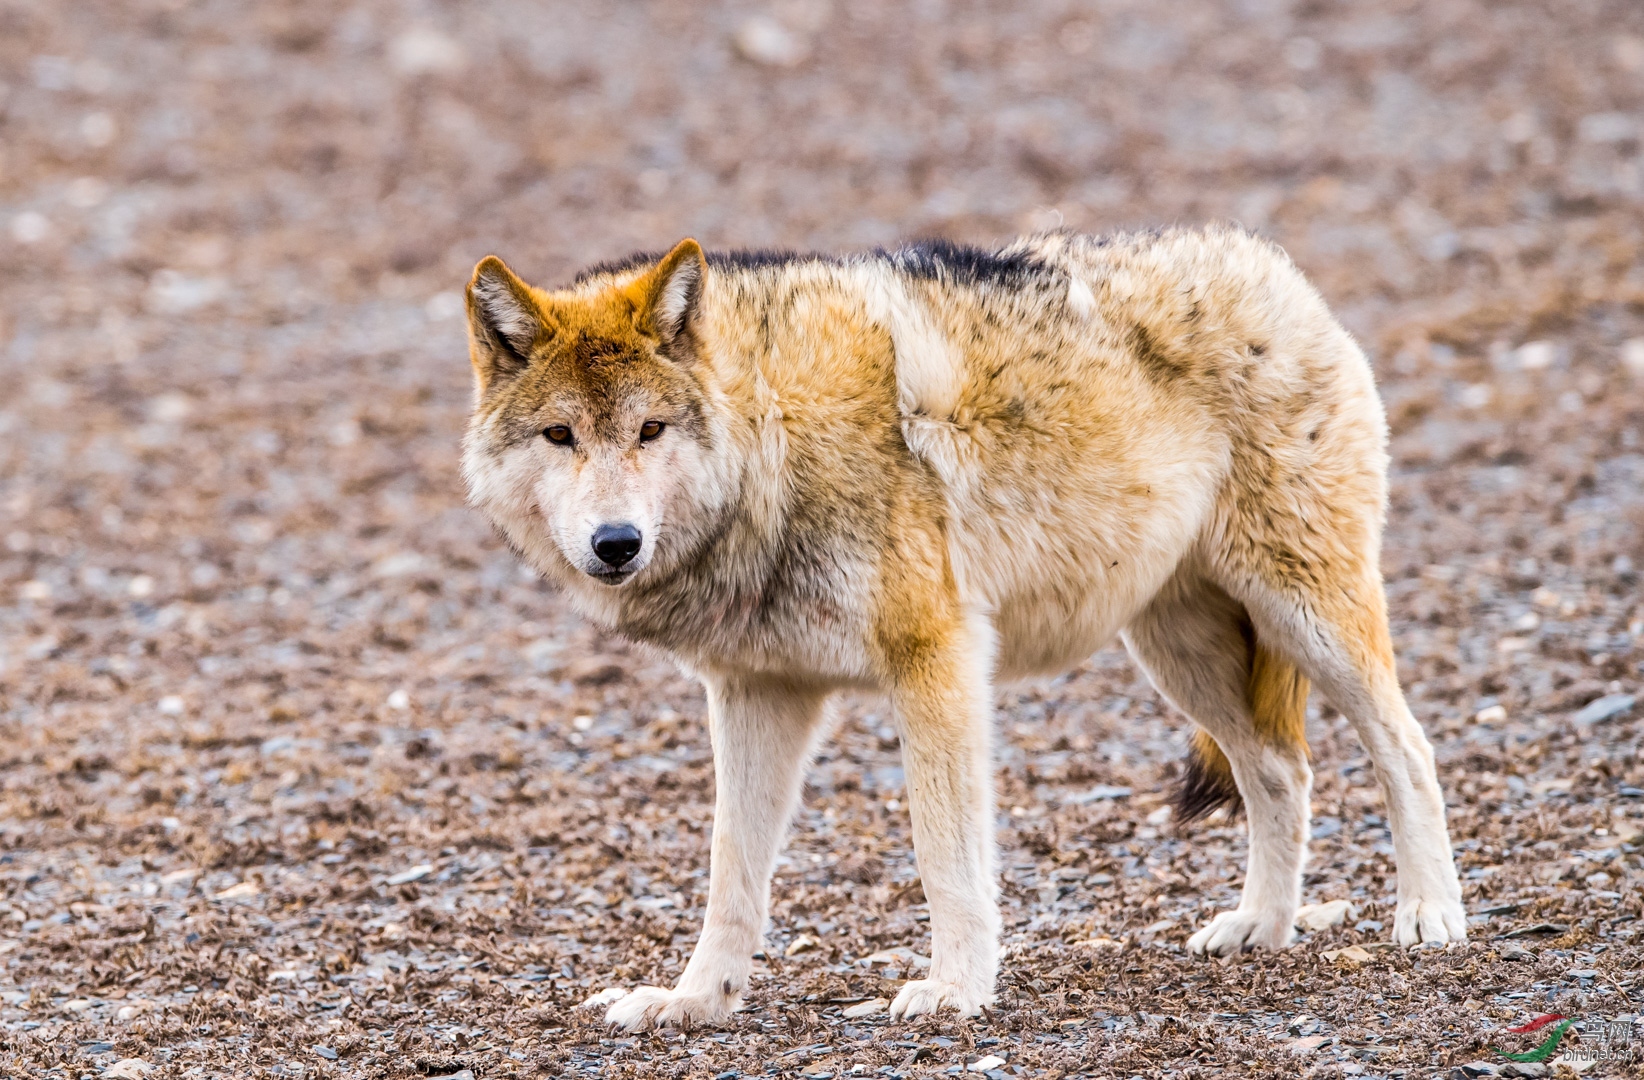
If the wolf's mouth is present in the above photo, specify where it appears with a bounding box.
[587,568,634,586]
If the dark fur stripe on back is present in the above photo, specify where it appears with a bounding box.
[881,238,1046,287]
[573,248,838,286]
[571,239,1050,290]
[707,248,829,272]
[570,250,665,285]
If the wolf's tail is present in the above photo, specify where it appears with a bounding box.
[1172,639,1309,821]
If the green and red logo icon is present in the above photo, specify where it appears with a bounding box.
[1493,1013,1574,1063]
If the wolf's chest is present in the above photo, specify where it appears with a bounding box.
[605,568,879,685]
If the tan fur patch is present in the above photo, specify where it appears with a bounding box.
[1249,642,1309,751]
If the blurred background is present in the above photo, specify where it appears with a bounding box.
[7,1,1644,343]
[2,1,1642,1077]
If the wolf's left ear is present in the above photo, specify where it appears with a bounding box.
[626,238,706,352]
[466,255,553,392]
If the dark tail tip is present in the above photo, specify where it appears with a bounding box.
[1172,729,1243,823]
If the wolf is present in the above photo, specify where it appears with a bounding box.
[459,226,1466,1030]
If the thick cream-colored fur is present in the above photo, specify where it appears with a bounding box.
[459,226,1466,1031]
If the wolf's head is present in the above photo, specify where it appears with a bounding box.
[460,240,735,594]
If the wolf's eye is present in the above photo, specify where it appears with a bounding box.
[543,425,573,446]
[639,420,665,443]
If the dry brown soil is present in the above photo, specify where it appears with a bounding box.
[2,1,1643,1078]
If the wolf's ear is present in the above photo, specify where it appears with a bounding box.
[466,256,552,390]
[625,238,706,351]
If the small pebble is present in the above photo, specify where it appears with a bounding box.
[1572,694,1635,725]
[1295,900,1356,932]
[102,1061,155,1080]
[384,864,432,886]
[733,17,808,67]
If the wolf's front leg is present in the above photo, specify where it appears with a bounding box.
[887,616,1000,1019]
[606,676,827,1032]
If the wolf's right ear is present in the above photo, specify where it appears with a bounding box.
[466,256,552,392]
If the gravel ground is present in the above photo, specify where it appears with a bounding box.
[2,1,1643,1077]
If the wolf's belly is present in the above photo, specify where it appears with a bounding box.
[990,593,1126,679]
[986,564,1169,681]
[953,498,1201,682]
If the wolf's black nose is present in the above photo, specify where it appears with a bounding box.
[592,523,643,567]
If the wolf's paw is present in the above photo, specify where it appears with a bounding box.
[604,985,736,1032]
[1187,908,1297,956]
[1392,895,1467,946]
[888,978,991,1020]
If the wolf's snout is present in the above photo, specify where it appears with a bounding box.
[592,523,643,567]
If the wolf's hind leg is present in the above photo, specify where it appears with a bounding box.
[606,676,827,1032]
[1237,570,1465,945]
[1122,573,1312,955]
